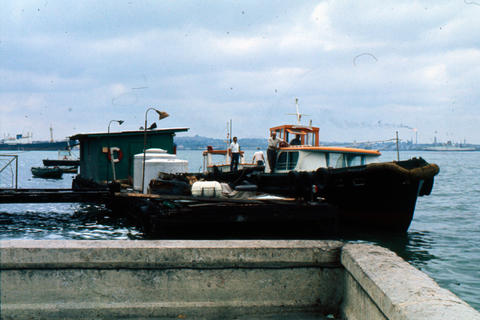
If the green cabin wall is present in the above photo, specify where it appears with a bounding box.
[76,131,180,183]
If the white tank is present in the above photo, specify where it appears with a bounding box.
[142,158,189,194]
[191,181,222,197]
[133,149,179,191]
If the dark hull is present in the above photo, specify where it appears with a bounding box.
[324,169,421,232]
[0,141,69,151]
[31,167,63,179]
[43,159,80,166]
[254,158,439,232]
[109,196,339,239]
[106,157,438,237]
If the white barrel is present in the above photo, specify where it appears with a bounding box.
[133,149,177,191]
[143,158,189,194]
[191,181,223,198]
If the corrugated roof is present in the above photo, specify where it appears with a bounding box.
[69,127,189,140]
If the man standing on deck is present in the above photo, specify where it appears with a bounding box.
[267,132,282,172]
[229,136,240,172]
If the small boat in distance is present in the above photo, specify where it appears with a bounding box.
[31,167,63,179]
[43,150,80,167]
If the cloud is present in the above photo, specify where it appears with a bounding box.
[1,1,480,143]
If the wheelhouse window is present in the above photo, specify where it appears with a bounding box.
[276,151,299,171]
[346,155,362,167]
[305,132,316,146]
[327,152,346,168]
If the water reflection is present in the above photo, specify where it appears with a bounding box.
[340,230,437,269]
[0,203,142,240]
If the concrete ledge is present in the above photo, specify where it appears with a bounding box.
[0,240,343,269]
[341,243,480,320]
[2,240,479,319]
[0,240,343,319]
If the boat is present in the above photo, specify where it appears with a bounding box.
[424,141,475,151]
[202,146,259,173]
[196,121,438,232]
[0,140,70,151]
[0,129,73,151]
[43,150,80,167]
[31,167,63,179]
[193,101,440,232]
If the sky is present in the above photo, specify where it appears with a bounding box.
[1,0,480,144]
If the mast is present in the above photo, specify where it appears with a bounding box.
[50,125,54,143]
[287,98,310,125]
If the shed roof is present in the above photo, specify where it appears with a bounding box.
[70,127,189,140]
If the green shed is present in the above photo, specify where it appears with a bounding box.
[70,127,189,184]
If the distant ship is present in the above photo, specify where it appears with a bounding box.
[0,128,72,151]
[0,139,70,151]
[424,141,476,152]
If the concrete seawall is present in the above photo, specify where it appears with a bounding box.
[0,240,479,319]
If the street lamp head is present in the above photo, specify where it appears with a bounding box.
[154,110,169,120]
[108,119,125,133]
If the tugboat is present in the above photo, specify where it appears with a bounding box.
[203,99,440,232]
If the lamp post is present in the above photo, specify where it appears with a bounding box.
[141,108,169,193]
[108,120,124,182]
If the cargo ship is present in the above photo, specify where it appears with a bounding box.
[0,128,72,151]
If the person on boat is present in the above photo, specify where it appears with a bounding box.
[229,136,240,172]
[252,147,265,167]
[290,135,301,146]
[267,132,282,172]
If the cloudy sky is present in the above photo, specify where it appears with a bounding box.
[1,0,480,144]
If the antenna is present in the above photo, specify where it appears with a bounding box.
[287,98,310,125]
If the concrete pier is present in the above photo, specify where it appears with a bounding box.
[0,240,479,319]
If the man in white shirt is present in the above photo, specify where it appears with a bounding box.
[229,136,240,172]
[267,132,282,172]
[252,147,265,167]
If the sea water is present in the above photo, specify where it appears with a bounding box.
[0,149,479,310]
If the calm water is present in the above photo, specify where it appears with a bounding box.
[0,149,479,310]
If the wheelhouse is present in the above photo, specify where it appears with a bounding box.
[270,125,319,147]
[269,125,381,173]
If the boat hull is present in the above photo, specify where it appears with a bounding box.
[253,158,439,232]
[106,158,438,236]
[43,159,80,166]
[0,141,69,151]
[323,169,421,232]
[108,195,339,239]
[31,167,63,179]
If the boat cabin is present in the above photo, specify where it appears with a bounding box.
[269,125,381,173]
